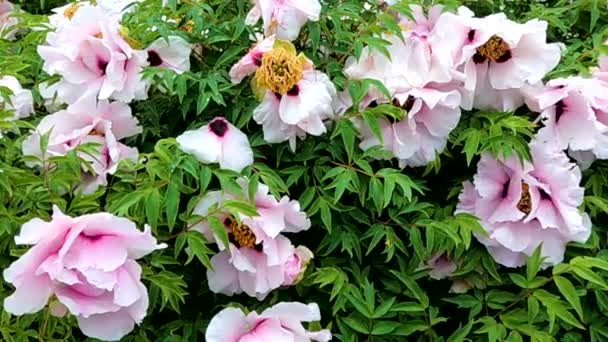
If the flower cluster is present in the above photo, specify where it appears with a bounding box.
[342,5,562,167]
[20,0,193,194]
[192,178,313,299]
[3,206,165,341]
[457,141,591,268]
[0,0,18,39]
[39,1,191,105]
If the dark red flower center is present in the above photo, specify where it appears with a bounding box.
[209,119,228,137]
[147,50,163,67]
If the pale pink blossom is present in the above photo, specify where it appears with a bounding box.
[422,253,458,280]
[206,302,331,342]
[253,70,337,151]
[343,6,462,167]
[231,40,337,150]
[191,178,312,299]
[431,6,562,111]
[146,36,192,74]
[527,77,608,160]
[456,140,591,268]
[38,5,149,104]
[22,95,141,194]
[354,87,461,167]
[3,206,165,341]
[344,5,457,89]
[0,75,34,119]
[246,0,321,41]
[176,117,253,173]
[229,36,275,84]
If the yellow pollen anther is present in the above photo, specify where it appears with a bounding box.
[63,3,81,20]
[230,220,256,248]
[476,35,510,62]
[93,32,103,39]
[255,48,303,94]
[517,182,531,214]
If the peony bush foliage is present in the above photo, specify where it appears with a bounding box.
[1,0,608,340]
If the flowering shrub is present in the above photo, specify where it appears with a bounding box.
[1,0,608,341]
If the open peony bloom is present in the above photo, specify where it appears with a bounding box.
[343,5,461,167]
[354,87,462,167]
[145,36,192,74]
[3,206,166,341]
[421,253,458,280]
[38,5,149,104]
[456,140,591,268]
[232,39,337,150]
[176,117,253,173]
[206,302,331,342]
[525,77,608,161]
[22,94,141,194]
[191,178,312,299]
[245,0,321,41]
[431,6,562,111]
[0,75,34,119]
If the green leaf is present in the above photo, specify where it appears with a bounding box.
[368,177,384,212]
[207,216,229,250]
[526,245,544,281]
[447,321,473,342]
[165,182,180,232]
[186,230,213,269]
[146,271,187,313]
[145,188,162,229]
[554,276,584,321]
[571,264,608,289]
[362,111,383,143]
[390,271,429,307]
[371,321,400,335]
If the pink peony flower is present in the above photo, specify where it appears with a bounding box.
[191,178,312,299]
[354,87,461,167]
[38,5,149,104]
[205,302,331,342]
[176,117,253,173]
[231,39,337,150]
[456,140,591,268]
[22,94,141,194]
[526,77,608,160]
[0,75,34,119]
[229,36,275,84]
[3,206,166,341]
[342,6,462,167]
[422,253,458,280]
[431,6,562,111]
[245,0,321,41]
[145,36,192,74]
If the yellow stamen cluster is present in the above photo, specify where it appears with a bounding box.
[517,182,531,214]
[63,3,81,20]
[255,48,303,94]
[230,220,256,248]
[476,35,510,61]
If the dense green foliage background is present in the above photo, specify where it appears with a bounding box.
[2,0,608,341]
